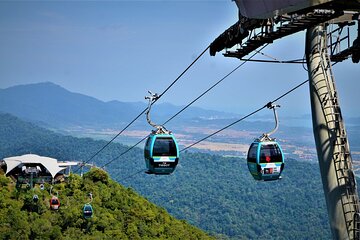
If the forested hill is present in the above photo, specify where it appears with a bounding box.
[0,112,132,166]
[0,113,335,239]
[0,167,213,239]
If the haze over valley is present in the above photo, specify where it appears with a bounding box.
[2,82,360,164]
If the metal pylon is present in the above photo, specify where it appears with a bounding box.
[306,24,360,240]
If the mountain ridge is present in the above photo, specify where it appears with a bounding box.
[0,82,239,128]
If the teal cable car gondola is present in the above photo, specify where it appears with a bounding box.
[247,139,284,181]
[144,133,179,174]
[83,204,93,219]
[144,91,180,175]
[247,103,285,181]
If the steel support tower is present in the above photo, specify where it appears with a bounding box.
[306,24,360,240]
[209,3,360,237]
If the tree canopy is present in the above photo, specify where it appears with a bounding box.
[0,168,213,240]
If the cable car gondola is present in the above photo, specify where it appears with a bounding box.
[83,204,93,219]
[247,103,285,181]
[144,132,179,174]
[50,196,60,210]
[247,138,284,180]
[144,91,179,175]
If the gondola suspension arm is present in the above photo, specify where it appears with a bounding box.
[145,91,170,134]
[261,102,280,141]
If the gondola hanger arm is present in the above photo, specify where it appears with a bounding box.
[261,102,280,140]
[145,90,170,134]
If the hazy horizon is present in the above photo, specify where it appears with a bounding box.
[1,1,359,118]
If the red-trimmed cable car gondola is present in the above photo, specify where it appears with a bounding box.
[247,103,285,181]
[50,196,60,210]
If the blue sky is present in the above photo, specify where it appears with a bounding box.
[0,0,359,118]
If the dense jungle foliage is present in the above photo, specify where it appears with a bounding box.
[0,113,345,239]
[0,167,213,240]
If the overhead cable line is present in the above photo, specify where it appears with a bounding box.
[116,168,147,182]
[180,79,310,152]
[158,46,210,99]
[94,43,307,174]
[244,48,305,64]
[101,135,149,169]
[239,58,305,64]
[163,44,269,125]
[116,79,310,182]
[255,48,282,62]
[81,109,148,170]
[74,45,210,172]
[180,107,265,153]
[98,45,266,170]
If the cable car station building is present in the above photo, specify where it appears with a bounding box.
[1,154,78,187]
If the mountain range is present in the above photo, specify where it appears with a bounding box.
[1,82,359,161]
[0,82,238,129]
[1,82,360,239]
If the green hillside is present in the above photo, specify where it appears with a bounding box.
[0,113,339,239]
[0,167,213,240]
[0,113,133,166]
[120,153,331,239]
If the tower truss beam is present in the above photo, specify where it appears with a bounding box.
[306,24,360,240]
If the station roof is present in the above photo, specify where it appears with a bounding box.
[3,154,67,178]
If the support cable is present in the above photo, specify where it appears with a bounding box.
[180,107,265,152]
[115,79,309,181]
[81,108,148,170]
[101,135,149,169]
[180,79,309,152]
[93,50,308,179]
[163,44,268,125]
[254,49,282,62]
[241,47,305,64]
[99,45,266,170]
[158,46,210,99]
[74,45,210,172]
[238,58,305,64]
[116,168,147,182]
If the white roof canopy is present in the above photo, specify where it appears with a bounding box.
[3,154,66,178]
